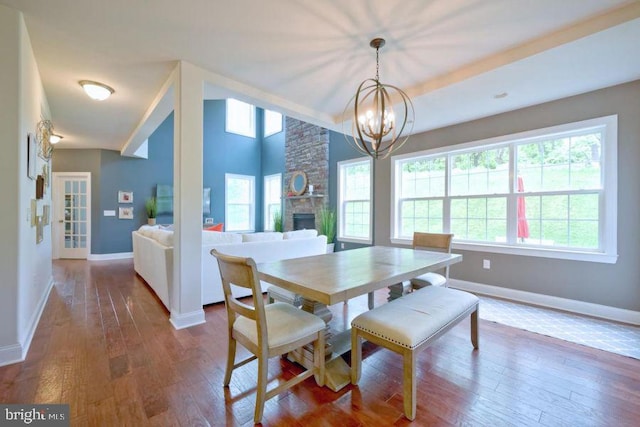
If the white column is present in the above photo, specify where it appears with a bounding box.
[170,61,205,329]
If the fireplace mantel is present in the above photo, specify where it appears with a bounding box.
[284,194,325,200]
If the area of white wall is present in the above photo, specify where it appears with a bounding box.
[17,12,53,351]
[0,6,53,366]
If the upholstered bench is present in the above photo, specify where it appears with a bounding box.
[351,286,479,420]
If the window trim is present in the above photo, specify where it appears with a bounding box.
[263,173,282,231]
[337,157,373,244]
[225,98,256,138]
[390,115,618,263]
[225,173,256,232]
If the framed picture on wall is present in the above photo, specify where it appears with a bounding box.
[118,190,133,203]
[119,206,134,219]
[27,133,37,180]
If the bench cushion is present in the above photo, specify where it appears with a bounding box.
[351,286,478,350]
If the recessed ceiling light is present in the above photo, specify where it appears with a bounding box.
[49,134,63,144]
[79,80,114,101]
[493,92,508,99]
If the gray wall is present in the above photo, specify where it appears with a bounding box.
[374,80,640,311]
[328,130,373,251]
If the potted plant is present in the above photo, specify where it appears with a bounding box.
[319,206,336,253]
[145,197,157,225]
[273,209,283,232]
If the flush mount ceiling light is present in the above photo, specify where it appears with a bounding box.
[49,134,63,144]
[79,80,114,101]
[343,38,414,160]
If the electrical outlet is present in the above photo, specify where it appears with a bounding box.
[483,259,491,269]
[341,243,345,249]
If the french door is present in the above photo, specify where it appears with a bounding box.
[52,172,91,259]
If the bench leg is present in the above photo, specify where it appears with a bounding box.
[402,349,417,420]
[471,306,479,349]
[351,329,362,385]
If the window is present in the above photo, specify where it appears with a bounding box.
[263,173,282,231]
[338,157,373,244]
[391,115,617,263]
[226,98,256,138]
[225,174,255,232]
[264,109,283,137]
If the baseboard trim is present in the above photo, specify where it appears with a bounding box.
[449,279,640,326]
[88,252,133,261]
[0,344,23,367]
[170,309,206,330]
[0,278,54,367]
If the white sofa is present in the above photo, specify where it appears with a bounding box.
[132,226,327,311]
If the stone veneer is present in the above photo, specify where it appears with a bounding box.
[284,117,329,231]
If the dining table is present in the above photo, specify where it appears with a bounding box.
[258,245,463,391]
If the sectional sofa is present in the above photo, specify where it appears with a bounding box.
[132,225,327,311]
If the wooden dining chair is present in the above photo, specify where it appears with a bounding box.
[410,232,454,291]
[211,249,326,424]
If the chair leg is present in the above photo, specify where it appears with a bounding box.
[223,337,236,386]
[471,307,479,349]
[254,352,268,424]
[402,349,417,421]
[313,331,325,386]
[351,329,362,385]
[367,292,374,310]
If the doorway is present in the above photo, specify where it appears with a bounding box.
[52,172,91,259]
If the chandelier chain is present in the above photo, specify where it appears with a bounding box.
[375,47,380,81]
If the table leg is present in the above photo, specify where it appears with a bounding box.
[288,296,351,391]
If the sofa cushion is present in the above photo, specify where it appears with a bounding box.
[283,229,318,240]
[149,229,174,247]
[242,232,283,243]
[202,231,242,245]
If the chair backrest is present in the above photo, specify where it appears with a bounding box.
[412,232,454,278]
[211,249,267,347]
[412,232,453,253]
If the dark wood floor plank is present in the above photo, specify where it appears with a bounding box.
[0,258,638,426]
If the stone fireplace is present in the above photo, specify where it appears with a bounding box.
[284,117,329,231]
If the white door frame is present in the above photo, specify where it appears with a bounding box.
[52,172,92,259]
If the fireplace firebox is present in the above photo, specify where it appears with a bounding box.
[293,213,315,230]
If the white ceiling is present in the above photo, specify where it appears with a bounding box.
[2,0,640,152]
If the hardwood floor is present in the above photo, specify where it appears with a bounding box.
[1,259,638,426]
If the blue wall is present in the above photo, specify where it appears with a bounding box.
[261,112,286,227]
[328,130,373,251]
[203,100,264,228]
[53,102,288,254]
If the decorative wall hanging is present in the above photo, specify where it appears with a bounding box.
[43,205,50,226]
[30,199,37,227]
[156,184,211,215]
[36,216,43,244]
[118,190,133,203]
[36,119,54,160]
[27,133,37,180]
[119,206,134,219]
[156,184,173,215]
[36,175,45,199]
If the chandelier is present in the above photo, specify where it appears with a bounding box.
[344,38,414,160]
